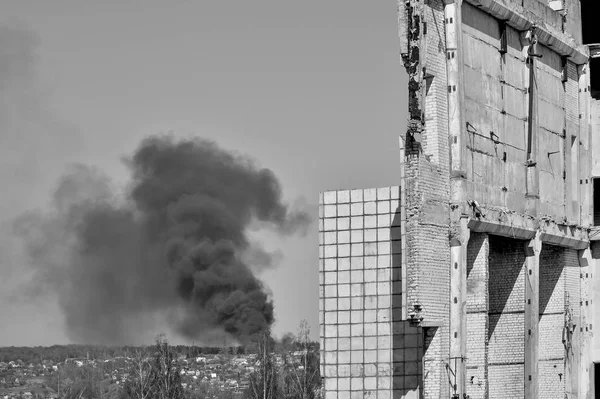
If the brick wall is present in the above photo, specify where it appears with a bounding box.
[536,244,582,398]
[539,244,566,399]
[488,235,525,399]
[466,233,489,399]
[564,248,580,396]
[403,161,450,398]
[319,187,400,399]
[422,0,448,168]
[405,0,451,322]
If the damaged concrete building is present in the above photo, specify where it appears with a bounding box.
[318,0,600,397]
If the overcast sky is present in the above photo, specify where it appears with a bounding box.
[0,0,407,345]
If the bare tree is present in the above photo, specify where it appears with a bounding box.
[121,349,153,399]
[280,321,322,399]
[121,335,184,399]
[245,331,279,399]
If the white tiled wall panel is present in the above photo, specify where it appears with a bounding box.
[319,187,400,398]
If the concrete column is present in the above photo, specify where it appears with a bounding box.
[579,64,592,226]
[578,247,592,398]
[590,242,600,398]
[450,217,469,397]
[444,0,467,201]
[524,233,541,399]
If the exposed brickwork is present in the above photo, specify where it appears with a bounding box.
[421,326,444,399]
[422,0,448,167]
[536,244,584,398]
[404,8,452,384]
[487,364,524,399]
[402,156,451,398]
[466,233,489,399]
[539,361,565,399]
[488,236,525,399]
[540,245,565,316]
[563,248,580,396]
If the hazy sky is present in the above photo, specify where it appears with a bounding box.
[0,0,407,345]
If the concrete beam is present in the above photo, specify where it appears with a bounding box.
[539,233,589,249]
[464,202,592,248]
[538,220,589,249]
[524,233,541,399]
[468,219,536,240]
[420,319,443,328]
[465,204,538,232]
[589,44,600,59]
[467,217,591,249]
[464,0,588,64]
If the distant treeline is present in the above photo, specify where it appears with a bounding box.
[0,340,320,364]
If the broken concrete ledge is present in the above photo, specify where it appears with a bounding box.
[465,0,588,64]
[538,219,590,249]
[468,218,590,249]
[539,232,588,250]
[468,219,536,240]
[590,227,600,241]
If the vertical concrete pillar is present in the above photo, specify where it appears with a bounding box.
[444,0,467,207]
[450,217,469,397]
[579,64,592,226]
[578,247,592,399]
[590,242,600,399]
[444,0,464,179]
[524,233,541,399]
[445,2,468,394]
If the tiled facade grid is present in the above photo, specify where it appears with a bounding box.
[319,187,400,399]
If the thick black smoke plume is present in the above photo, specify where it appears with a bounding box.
[15,135,309,345]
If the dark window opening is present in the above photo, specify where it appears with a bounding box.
[582,1,600,45]
[594,178,600,226]
[595,362,600,398]
[499,22,507,55]
[591,58,600,100]
[424,69,434,97]
[584,0,600,99]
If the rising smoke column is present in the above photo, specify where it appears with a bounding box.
[15,135,309,345]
